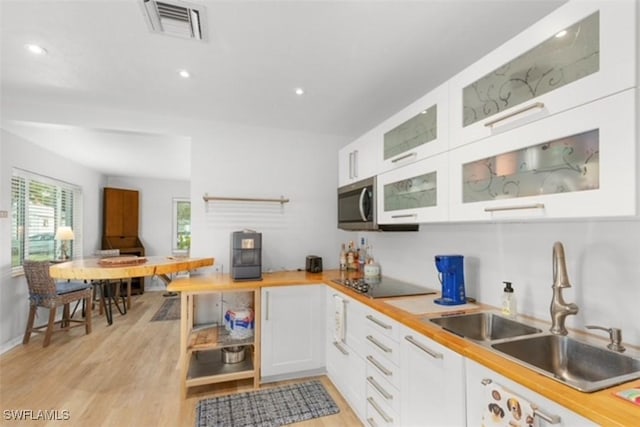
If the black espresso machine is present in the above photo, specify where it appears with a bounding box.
[231,230,262,281]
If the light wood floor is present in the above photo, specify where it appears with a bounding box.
[0,291,362,427]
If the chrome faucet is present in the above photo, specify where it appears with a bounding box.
[549,241,579,335]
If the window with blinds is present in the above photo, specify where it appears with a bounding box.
[11,169,83,273]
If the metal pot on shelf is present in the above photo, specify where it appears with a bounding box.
[221,346,246,364]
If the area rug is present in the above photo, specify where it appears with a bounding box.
[150,297,180,321]
[195,380,340,427]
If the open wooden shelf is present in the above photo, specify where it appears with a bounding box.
[188,324,254,352]
[186,348,255,387]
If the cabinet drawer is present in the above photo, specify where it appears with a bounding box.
[449,89,636,221]
[366,329,400,367]
[364,310,400,342]
[366,394,399,427]
[449,1,636,148]
[367,368,401,416]
[366,352,400,391]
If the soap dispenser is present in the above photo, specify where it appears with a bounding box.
[501,281,516,317]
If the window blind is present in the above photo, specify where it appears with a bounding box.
[11,168,83,274]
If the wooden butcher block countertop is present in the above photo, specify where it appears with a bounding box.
[168,270,640,426]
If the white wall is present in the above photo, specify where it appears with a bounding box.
[0,130,105,352]
[189,122,348,272]
[105,176,190,257]
[362,218,640,345]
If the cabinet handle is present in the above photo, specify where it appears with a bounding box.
[391,152,417,163]
[483,102,545,128]
[532,405,561,425]
[367,397,393,423]
[353,150,359,178]
[366,355,392,376]
[366,417,378,427]
[404,335,443,359]
[367,376,393,400]
[391,214,417,219]
[265,291,270,321]
[349,152,354,179]
[366,314,392,330]
[359,187,369,222]
[333,341,349,355]
[332,294,349,305]
[484,203,545,212]
[367,335,392,353]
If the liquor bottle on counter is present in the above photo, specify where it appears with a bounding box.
[347,241,356,271]
[358,237,366,273]
[339,243,347,271]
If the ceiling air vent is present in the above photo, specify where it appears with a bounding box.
[141,0,207,41]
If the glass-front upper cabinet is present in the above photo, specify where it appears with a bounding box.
[377,153,448,224]
[448,89,635,222]
[379,82,448,173]
[449,0,636,148]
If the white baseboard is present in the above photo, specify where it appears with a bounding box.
[0,336,23,355]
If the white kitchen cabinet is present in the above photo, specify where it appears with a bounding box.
[449,0,636,148]
[465,358,596,427]
[400,324,466,427]
[449,88,636,221]
[339,130,381,187]
[380,82,449,173]
[325,288,367,422]
[260,285,325,380]
[377,152,449,224]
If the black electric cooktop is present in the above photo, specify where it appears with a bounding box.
[332,276,437,299]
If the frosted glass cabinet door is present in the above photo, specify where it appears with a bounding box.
[380,82,449,172]
[377,153,448,224]
[449,0,636,148]
[449,89,636,221]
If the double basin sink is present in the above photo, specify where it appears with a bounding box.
[429,312,640,392]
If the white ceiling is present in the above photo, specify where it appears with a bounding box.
[0,0,566,179]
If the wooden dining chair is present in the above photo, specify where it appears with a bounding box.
[22,260,93,347]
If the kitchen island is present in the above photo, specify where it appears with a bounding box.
[168,270,640,426]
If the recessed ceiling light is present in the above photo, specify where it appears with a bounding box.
[555,30,567,38]
[178,69,191,78]
[295,88,305,96]
[25,44,47,55]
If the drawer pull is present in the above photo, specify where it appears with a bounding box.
[367,376,393,400]
[366,417,378,427]
[333,341,349,356]
[366,315,392,330]
[391,214,417,219]
[367,355,392,376]
[391,152,417,163]
[532,405,561,424]
[483,102,545,128]
[367,335,392,353]
[404,335,443,359]
[484,203,545,212]
[367,397,393,423]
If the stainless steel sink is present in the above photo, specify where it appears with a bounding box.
[491,334,640,392]
[429,312,542,342]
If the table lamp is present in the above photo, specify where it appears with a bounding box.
[55,226,75,260]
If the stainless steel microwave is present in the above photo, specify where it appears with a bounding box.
[337,176,418,232]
